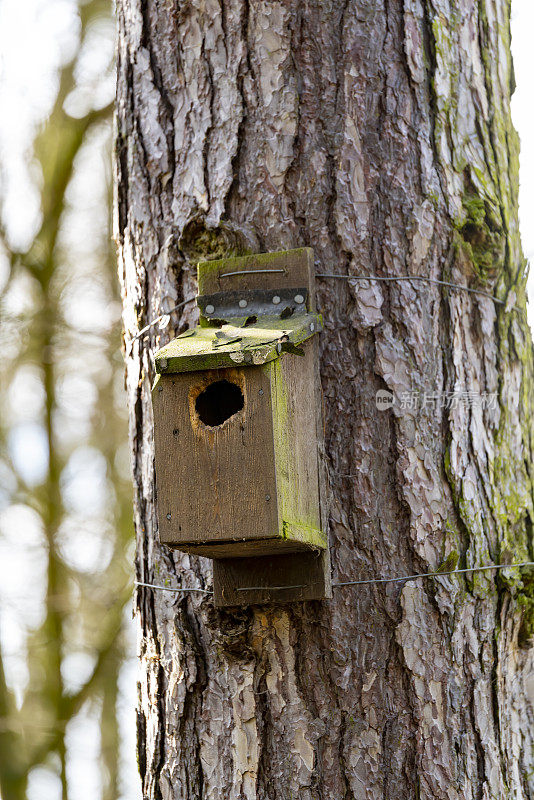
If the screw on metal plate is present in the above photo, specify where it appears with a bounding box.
[197,288,308,320]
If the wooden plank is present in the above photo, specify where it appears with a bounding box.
[213,550,330,606]
[269,339,327,550]
[314,331,332,599]
[153,366,280,552]
[176,538,318,559]
[154,313,322,375]
[197,248,316,311]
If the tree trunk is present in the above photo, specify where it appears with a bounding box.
[115,1,534,797]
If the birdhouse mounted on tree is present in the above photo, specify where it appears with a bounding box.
[152,248,330,607]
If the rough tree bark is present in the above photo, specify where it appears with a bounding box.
[116,1,534,798]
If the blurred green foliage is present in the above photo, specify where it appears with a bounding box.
[0,2,134,798]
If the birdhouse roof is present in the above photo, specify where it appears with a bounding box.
[154,312,322,374]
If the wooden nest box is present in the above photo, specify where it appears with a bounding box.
[152,248,330,606]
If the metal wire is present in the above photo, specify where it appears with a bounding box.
[332,560,534,587]
[128,272,525,597]
[135,580,212,595]
[125,271,523,357]
[127,270,285,348]
[127,296,197,352]
[220,269,286,278]
[127,270,526,599]
[135,561,534,596]
[316,273,522,312]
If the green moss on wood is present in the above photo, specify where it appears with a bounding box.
[197,248,313,293]
[154,313,322,374]
[268,359,326,549]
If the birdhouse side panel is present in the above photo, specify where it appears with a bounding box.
[269,342,326,550]
[152,368,279,552]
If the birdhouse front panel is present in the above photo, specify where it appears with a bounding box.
[153,352,325,557]
[153,364,279,557]
[152,248,327,562]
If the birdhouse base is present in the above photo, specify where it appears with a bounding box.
[212,549,331,607]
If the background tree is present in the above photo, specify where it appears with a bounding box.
[116,1,534,798]
[0,2,136,798]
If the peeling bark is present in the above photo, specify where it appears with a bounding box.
[116,1,534,797]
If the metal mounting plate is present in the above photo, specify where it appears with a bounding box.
[197,287,308,320]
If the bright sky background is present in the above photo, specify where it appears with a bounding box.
[0,2,532,799]
[511,1,534,328]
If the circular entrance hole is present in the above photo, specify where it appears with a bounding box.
[195,380,244,427]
